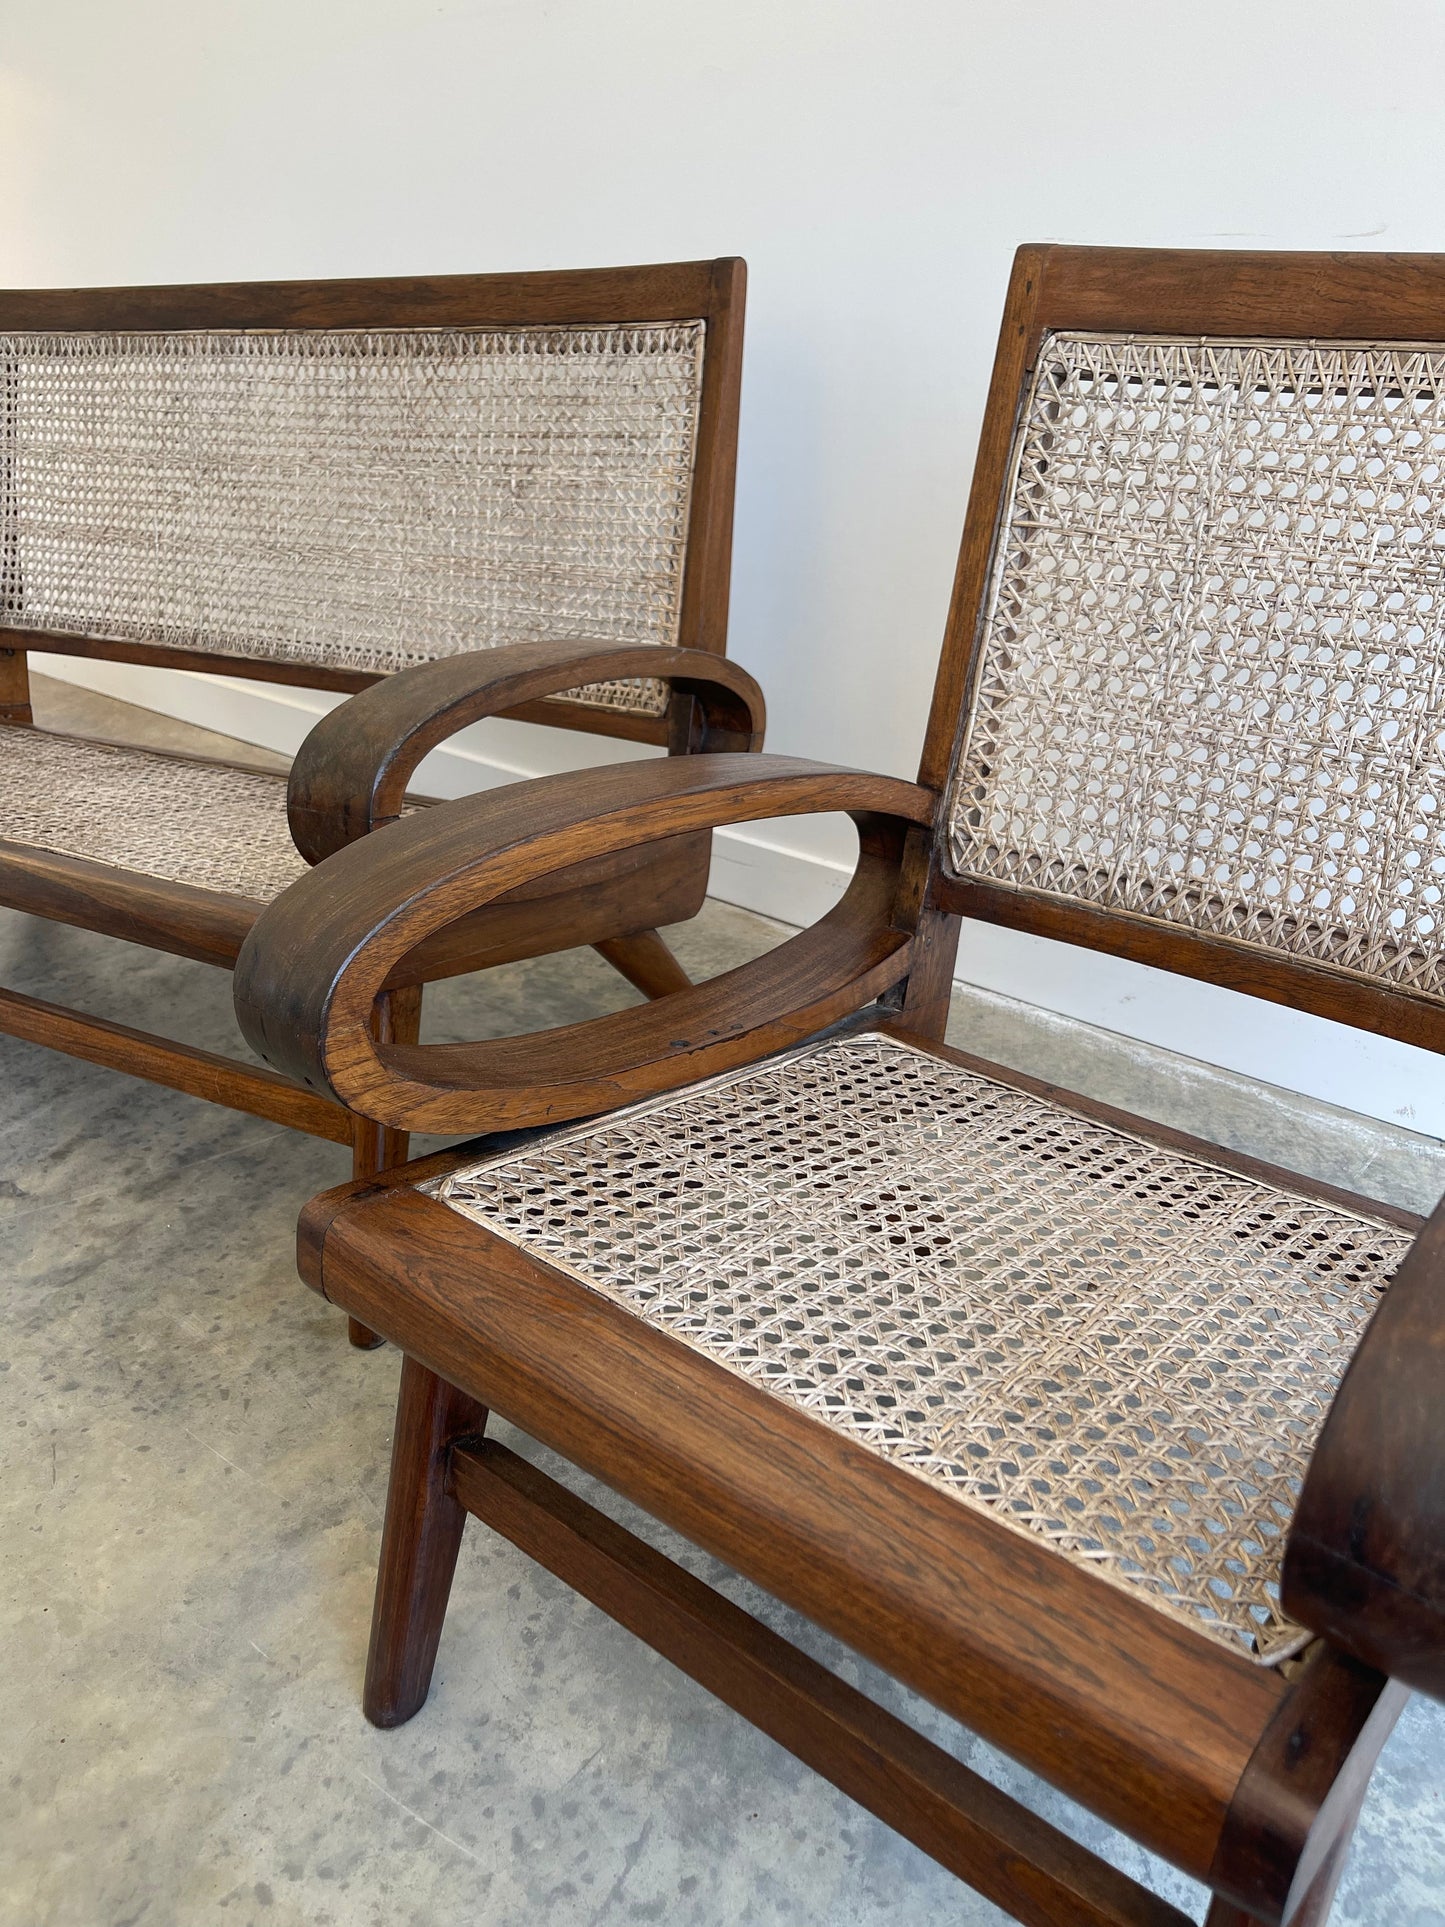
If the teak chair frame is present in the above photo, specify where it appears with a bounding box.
[0,260,761,1345]
[235,247,1445,1925]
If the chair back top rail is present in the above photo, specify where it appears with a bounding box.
[925,246,1445,1050]
[0,260,744,741]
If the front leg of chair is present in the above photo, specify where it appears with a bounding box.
[364,1354,489,1728]
[347,984,424,1349]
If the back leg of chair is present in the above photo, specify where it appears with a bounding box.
[364,1354,489,1728]
[593,929,692,999]
[347,984,424,1349]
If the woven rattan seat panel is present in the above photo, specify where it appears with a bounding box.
[948,333,1445,999]
[426,1031,1410,1664]
[0,725,307,901]
[0,324,708,716]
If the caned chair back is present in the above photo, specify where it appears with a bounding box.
[931,249,1445,1048]
[0,263,743,736]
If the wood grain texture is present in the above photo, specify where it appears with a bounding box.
[1283,1197,1445,1701]
[346,985,425,1349]
[0,258,746,735]
[1208,1646,1406,1924]
[285,639,764,864]
[235,754,934,1132]
[591,928,694,1000]
[452,1437,1195,1927]
[364,1357,489,1727]
[0,257,749,1146]
[304,1175,1283,1880]
[922,244,1445,1052]
[0,983,352,1141]
[941,876,1445,1056]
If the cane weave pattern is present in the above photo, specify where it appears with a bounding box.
[0,324,709,717]
[0,724,309,900]
[428,1031,1410,1664]
[948,333,1445,1000]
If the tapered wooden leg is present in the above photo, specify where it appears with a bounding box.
[346,985,424,1349]
[593,929,692,999]
[364,1355,489,1728]
[1204,1903,1260,1927]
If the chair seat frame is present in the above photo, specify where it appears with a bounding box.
[234,246,1445,1918]
[0,263,756,1345]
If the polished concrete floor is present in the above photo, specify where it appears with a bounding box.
[3,680,1444,1927]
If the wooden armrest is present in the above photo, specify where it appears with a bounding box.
[235,752,934,1133]
[1282,1197,1445,1700]
[286,639,767,864]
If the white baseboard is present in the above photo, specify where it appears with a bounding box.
[33,654,1445,1139]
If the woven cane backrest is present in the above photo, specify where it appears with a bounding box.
[0,323,708,716]
[946,332,1445,1004]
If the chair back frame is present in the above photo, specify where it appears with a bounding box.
[920,247,1445,1053]
[0,258,745,747]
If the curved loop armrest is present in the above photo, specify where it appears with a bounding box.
[287,639,767,864]
[1283,1199,1445,1700]
[236,752,934,1134]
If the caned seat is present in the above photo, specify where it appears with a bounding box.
[236,250,1445,1926]
[0,264,759,1278]
[422,1029,1411,1667]
[0,723,308,901]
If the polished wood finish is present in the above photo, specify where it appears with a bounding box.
[235,755,933,1131]
[300,1156,1284,1877]
[449,1435,1195,1927]
[364,1356,489,1727]
[1284,1195,1445,1701]
[0,982,352,1141]
[347,985,424,1350]
[285,639,764,864]
[0,261,752,1169]
[250,248,1445,1922]
[919,245,1445,1050]
[0,259,746,741]
[591,928,694,1000]
[1208,1645,1406,1925]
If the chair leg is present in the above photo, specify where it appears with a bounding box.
[593,929,693,999]
[364,1354,489,1728]
[1206,1833,1355,1926]
[346,984,424,1350]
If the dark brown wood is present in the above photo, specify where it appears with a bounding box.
[917,243,1445,1049]
[234,755,933,1132]
[251,246,1445,1923]
[939,875,1445,1058]
[285,640,764,864]
[347,985,425,1350]
[674,256,746,662]
[0,983,353,1141]
[0,647,30,723]
[382,831,712,989]
[1283,1196,1445,1700]
[592,928,694,1000]
[0,259,738,334]
[1208,1645,1406,1925]
[0,257,751,1170]
[302,1170,1284,1880]
[450,1437,1194,1927]
[364,1356,489,1727]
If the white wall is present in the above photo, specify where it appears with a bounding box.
[6,0,1445,1134]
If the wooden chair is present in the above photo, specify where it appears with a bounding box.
[232,247,1445,1924]
[0,260,762,1345]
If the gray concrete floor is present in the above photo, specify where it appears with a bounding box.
[3,679,1443,1927]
